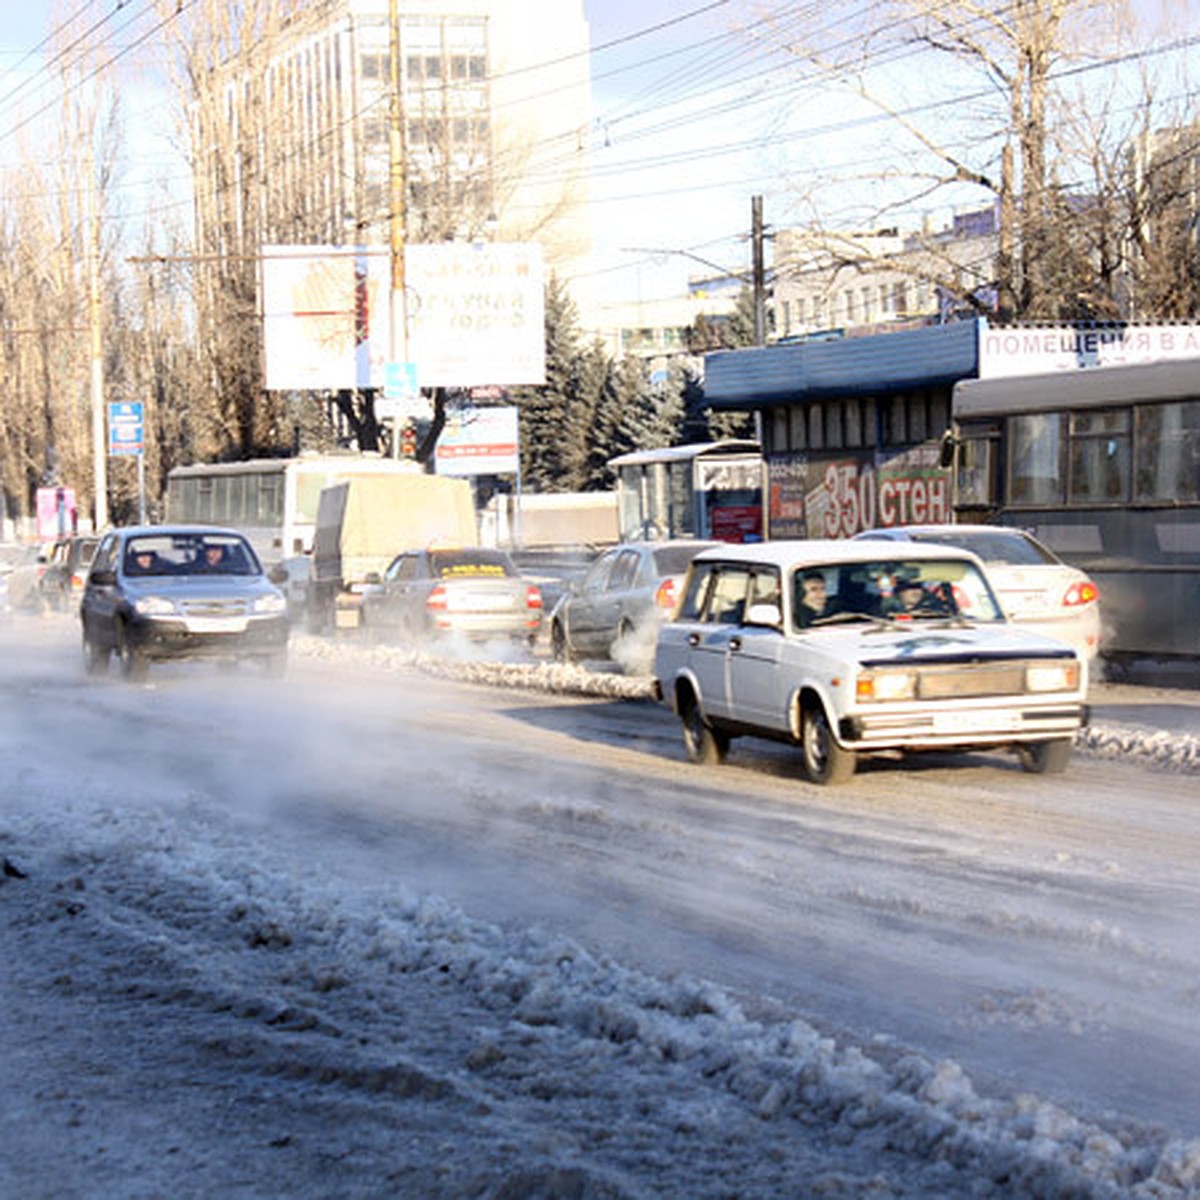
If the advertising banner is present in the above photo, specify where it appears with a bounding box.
[261,243,545,392]
[436,405,520,477]
[979,321,1200,377]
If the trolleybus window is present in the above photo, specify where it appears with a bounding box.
[1135,401,1200,502]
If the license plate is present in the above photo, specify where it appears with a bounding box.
[465,593,513,611]
[933,709,1018,734]
[185,616,248,634]
[1004,590,1050,616]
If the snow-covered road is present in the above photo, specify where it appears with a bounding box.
[3,614,1200,1198]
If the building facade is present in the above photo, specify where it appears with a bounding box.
[771,207,1000,340]
[192,0,592,295]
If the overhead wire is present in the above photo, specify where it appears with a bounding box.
[0,0,1195,272]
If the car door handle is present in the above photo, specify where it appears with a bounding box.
[686,632,701,646]
[728,636,743,651]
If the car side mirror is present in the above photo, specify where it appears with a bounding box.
[938,428,957,470]
[88,568,116,586]
[364,571,382,586]
[744,602,782,628]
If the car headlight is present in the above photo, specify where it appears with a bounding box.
[253,591,288,616]
[856,670,917,702]
[134,595,177,616]
[1026,661,1079,692]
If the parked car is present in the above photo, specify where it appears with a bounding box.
[80,526,290,680]
[0,543,28,615]
[40,534,100,612]
[5,542,54,612]
[653,540,1088,784]
[547,539,719,673]
[274,554,312,625]
[359,547,544,646]
[853,525,1100,659]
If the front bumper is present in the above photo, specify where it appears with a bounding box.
[127,614,289,660]
[839,699,1089,750]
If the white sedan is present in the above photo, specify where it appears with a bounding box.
[653,540,1088,784]
[853,524,1101,659]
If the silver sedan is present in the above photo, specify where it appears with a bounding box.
[360,547,544,646]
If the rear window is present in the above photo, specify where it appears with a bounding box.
[652,544,711,576]
[429,550,516,579]
[912,530,1057,566]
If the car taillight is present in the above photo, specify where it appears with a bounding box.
[1063,581,1099,607]
[525,585,543,611]
[426,584,448,611]
[655,578,678,610]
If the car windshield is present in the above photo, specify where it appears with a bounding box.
[791,558,1004,631]
[429,550,516,579]
[911,530,1057,566]
[123,534,259,577]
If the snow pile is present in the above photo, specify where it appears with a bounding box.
[5,799,1200,1199]
[298,635,1200,772]
[1076,723,1200,775]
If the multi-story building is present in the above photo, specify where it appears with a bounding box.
[192,0,592,300]
[771,207,1000,339]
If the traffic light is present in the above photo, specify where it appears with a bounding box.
[400,422,417,459]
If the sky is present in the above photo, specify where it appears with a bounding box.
[5,610,1200,1195]
[2,1,1198,317]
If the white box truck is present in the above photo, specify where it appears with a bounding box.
[308,473,477,632]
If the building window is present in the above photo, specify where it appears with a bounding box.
[844,398,862,448]
[825,401,844,448]
[790,406,807,450]
[807,404,824,450]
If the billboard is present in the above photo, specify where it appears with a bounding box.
[436,405,520,477]
[261,243,545,392]
[979,321,1200,377]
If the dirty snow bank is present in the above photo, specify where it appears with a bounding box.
[4,796,1200,1199]
[299,636,1200,773]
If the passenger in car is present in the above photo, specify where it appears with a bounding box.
[885,575,954,616]
[201,544,228,570]
[796,570,834,627]
[127,548,159,575]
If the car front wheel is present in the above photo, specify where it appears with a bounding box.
[680,695,729,765]
[116,622,149,683]
[1018,738,1072,774]
[550,621,574,664]
[82,628,110,677]
[799,699,855,785]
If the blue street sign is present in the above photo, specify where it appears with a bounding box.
[108,401,144,456]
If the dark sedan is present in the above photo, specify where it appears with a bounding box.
[359,547,544,646]
[80,526,290,680]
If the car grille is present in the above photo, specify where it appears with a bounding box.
[915,663,1028,699]
[177,598,251,618]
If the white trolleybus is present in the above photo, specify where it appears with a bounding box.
[165,454,423,568]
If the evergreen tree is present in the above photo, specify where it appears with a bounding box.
[512,275,587,491]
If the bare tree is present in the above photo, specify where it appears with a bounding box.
[772,0,1197,320]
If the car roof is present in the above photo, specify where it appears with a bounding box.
[691,539,986,568]
[856,524,1036,539]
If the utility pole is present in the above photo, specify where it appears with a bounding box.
[752,194,767,348]
[88,157,108,531]
[388,0,410,460]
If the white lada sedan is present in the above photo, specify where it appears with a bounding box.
[652,540,1088,784]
